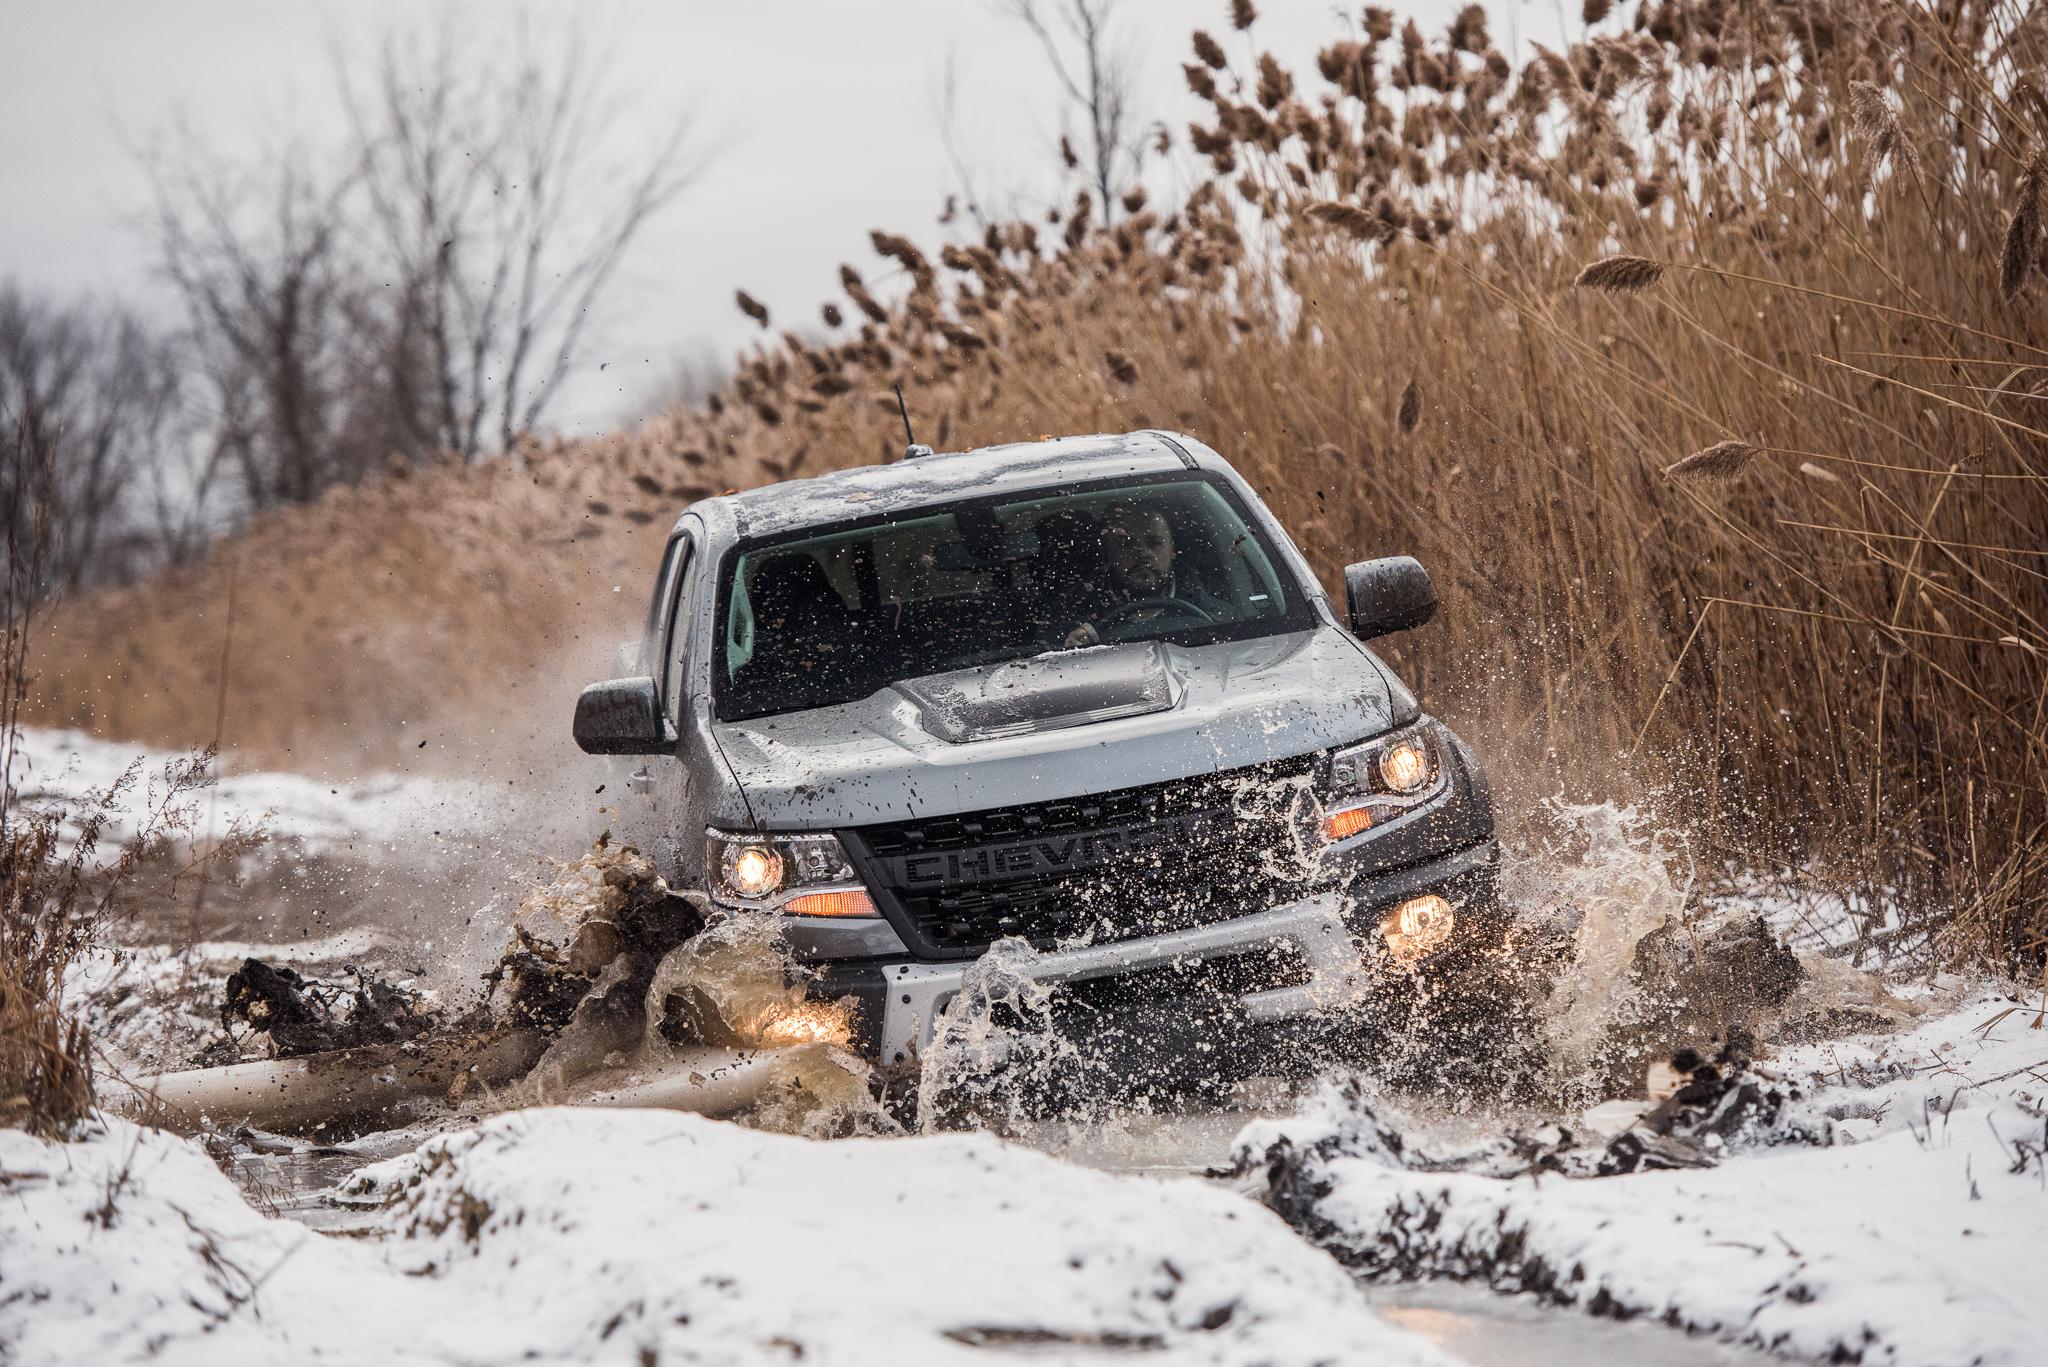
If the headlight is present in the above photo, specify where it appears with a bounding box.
[1321,724,1446,841]
[723,842,783,898]
[1379,738,1431,793]
[706,829,879,916]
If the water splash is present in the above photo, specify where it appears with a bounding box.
[1509,800,1694,1085]
[914,937,1097,1134]
[644,913,854,1052]
[508,800,1831,1147]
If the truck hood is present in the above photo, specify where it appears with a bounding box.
[710,627,1398,830]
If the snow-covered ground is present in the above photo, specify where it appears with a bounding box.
[15,728,2048,1364]
[4,992,2040,1365]
[1229,986,2048,1366]
[12,727,505,857]
[2,1107,1458,1366]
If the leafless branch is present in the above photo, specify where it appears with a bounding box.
[340,18,710,459]
[999,0,1150,224]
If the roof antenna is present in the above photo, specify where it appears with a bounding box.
[895,383,932,459]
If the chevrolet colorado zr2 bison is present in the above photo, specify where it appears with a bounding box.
[574,430,1500,1079]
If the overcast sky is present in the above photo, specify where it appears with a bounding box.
[3,0,1559,434]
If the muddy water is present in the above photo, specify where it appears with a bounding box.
[1364,1283,1776,1366]
[218,1130,427,1233]
[204,796,1712,1183]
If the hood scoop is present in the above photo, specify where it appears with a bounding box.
[894,643,1182,744]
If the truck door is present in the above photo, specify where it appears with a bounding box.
[638,527,706,879]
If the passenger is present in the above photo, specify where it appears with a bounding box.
[1059,502,1227,649]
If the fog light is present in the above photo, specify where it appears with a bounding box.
[724,843,783,899]
[783,889,879,918]
[757,999,853,1048]
[1381,893,1455,961]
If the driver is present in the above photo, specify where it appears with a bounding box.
[1060,502,1225,649]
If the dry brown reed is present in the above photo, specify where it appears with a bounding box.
[26,0,2048,969]
[2001,151,2045,301]
[1397,378,1421,433]
[3,416,256,1133]
[1848,79,1921,197]
[1305,200,1380,240]
[1664,441,1762,481]
[23,434,727,773]
[1575,255,1669,293]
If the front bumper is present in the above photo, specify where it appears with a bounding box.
[833,838,1500,1065]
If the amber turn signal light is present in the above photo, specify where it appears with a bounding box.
[1322,807,1375,842]
[783,889,880,918]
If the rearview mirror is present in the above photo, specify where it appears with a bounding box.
[1343,556,1437,640]
[572,677,671,755]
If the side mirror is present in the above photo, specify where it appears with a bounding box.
[1343,556,1437,640]
[572,677,671,755]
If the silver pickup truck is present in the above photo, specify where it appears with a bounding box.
[575,431,1498,1074]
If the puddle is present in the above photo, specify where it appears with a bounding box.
[1364,1281,1775,1367]
[1014,1109,1260,1176]
[218,1128,440,1233]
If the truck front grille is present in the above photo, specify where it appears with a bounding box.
[839,755,1323,958]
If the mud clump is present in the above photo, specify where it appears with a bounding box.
[1598,1040,1827,1174]
[217,958,442,1060]
[483,838,705,1041]
[490,838,710,1098]
[210,837,708,1097]
[1614,914,1807,1085]
[1234,1055,1829,1243]
[488,927,600,1035]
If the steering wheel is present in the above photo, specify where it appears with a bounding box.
[1095,596,1216,640]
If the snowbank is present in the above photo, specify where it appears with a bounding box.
[11,727,497,856]
[0,1118,439,1365]
[1,1108,1456,1366]
[1231,989,2048,1366]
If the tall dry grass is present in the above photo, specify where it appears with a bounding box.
[26,0,2048,968]
[3,414,258,1134]
[23,439,743,771]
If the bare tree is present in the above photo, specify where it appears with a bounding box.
[134,13,706,534]
[142,131,389,514]
[340,19,708,461]
[932,48,994,233]
[1000,0,1151,223]
[0,285,186,595]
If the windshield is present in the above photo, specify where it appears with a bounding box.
[712,473,1312,722]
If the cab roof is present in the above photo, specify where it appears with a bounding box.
[701,431,1204,542]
